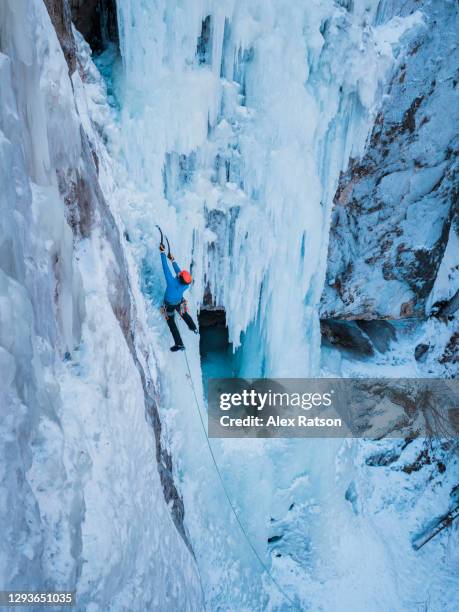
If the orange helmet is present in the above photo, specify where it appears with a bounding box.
[178,270,192,284]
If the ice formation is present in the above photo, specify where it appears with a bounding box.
[1,0,457,610]
[0,1,201,608]
[115,0,425,378]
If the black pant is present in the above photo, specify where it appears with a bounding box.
[165,301,197,346]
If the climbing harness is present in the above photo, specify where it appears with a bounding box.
[160,303,169,320]
[181,348,299,611]
[160,300,189,320]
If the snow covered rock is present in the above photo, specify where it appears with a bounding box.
[320,0,458,321]
[321,320,375,356]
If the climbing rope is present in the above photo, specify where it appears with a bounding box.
[157,228,298,607]
[182,350,299,611]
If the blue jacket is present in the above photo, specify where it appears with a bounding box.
[161,252,189,305]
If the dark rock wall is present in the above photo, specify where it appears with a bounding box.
[43,0,118,77]
[71,0,118,52]
[43,0,77,73]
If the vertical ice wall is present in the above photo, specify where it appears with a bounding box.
[0,1,202,608]
[109,2,429,610]
[116,0,422,377]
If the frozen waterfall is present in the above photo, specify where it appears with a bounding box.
[115,0,422,378]
[1,0,457,610]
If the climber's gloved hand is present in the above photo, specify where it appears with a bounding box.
[168,252,174,262]
[159,243,166,253]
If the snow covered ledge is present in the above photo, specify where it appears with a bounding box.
[0,0,201,607]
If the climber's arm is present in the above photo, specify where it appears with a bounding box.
[161,252,174,284]
[168,250,181,274]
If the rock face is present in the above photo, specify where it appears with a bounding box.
[70,0,118,52]
[70,0,99,40]
[321,320,375,356]
[320,0,458,321]
[321,319,397,356]
[44,0,119,73]
[43,0,77,73]
[414,343,429,362]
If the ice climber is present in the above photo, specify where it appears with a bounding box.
[159,242,198,351]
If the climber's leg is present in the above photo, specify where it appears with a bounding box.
[181,311,198,333]
[165,307,184,348]
[179,300,198,333]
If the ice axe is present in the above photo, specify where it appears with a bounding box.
[156,224,165,250]
[156,225,173,260]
